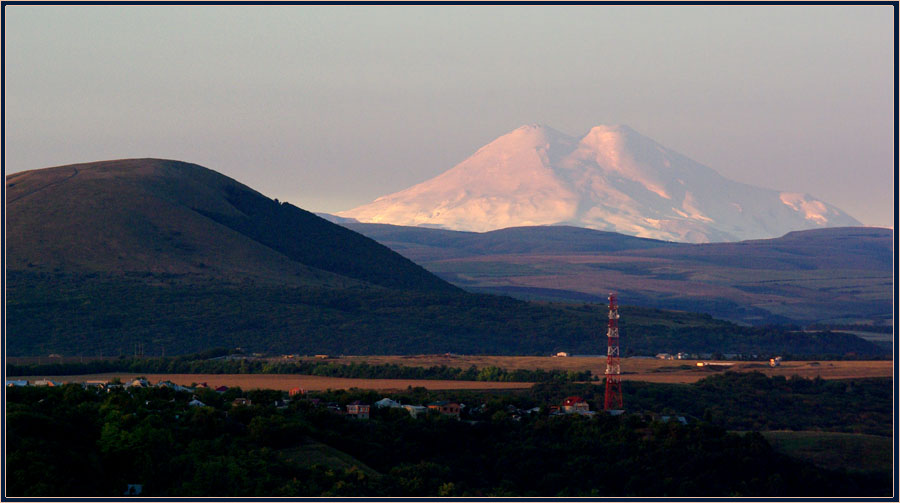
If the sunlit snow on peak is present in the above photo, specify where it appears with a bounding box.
[339,124,861,242]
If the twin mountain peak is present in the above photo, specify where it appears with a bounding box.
[338,124,859,243]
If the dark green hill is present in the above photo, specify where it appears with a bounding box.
[7,159,453,292]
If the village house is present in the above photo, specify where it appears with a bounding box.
[232,397,251,407]
[403,404,428,418]
[346,401,370,419]
[156,380,191,392]
[561,396,590,414]
[375,398,401,409]
[128,378,150,388]
[428,401,461,419]
[84,380,109,390]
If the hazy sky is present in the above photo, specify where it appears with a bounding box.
[4,5,894,227]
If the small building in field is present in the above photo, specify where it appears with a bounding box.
[555,351,570,357]
[232,397,251,406]
[346,401,370,419]
[215,385,229,393]
[428,401,461,418]
[34,379,61,387]
[770,356,782,367]
[562,396,590,413]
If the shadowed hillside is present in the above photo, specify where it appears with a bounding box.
[7,159,454,292]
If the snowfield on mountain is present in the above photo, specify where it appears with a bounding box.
[339,124,860,243]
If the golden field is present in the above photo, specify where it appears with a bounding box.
[298,355,893,384]
[6,373,534,391]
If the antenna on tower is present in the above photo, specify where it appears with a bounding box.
[604,293,624,411]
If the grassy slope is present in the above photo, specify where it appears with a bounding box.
[7,159,451,291]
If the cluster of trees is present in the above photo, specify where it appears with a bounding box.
[6,372,891,497]
[8,355,594,383]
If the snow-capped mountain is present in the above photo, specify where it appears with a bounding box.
[337,124,860,243]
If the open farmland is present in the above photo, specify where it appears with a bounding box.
[291,355,893,384]
[5,373,534,391]
[10,358,890,389]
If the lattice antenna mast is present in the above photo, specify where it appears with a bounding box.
[604,293,624,410]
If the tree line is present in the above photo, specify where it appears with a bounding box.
[7,353,593,383]
[6,372,891,497]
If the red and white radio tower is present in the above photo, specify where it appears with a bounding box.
[604,293,623,411]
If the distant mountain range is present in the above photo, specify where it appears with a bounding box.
[5,159,884,357]
[338,124,861,243]
[336,222,893,327]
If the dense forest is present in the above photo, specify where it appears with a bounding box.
[6,372,891,497]
[7,270,885,357]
